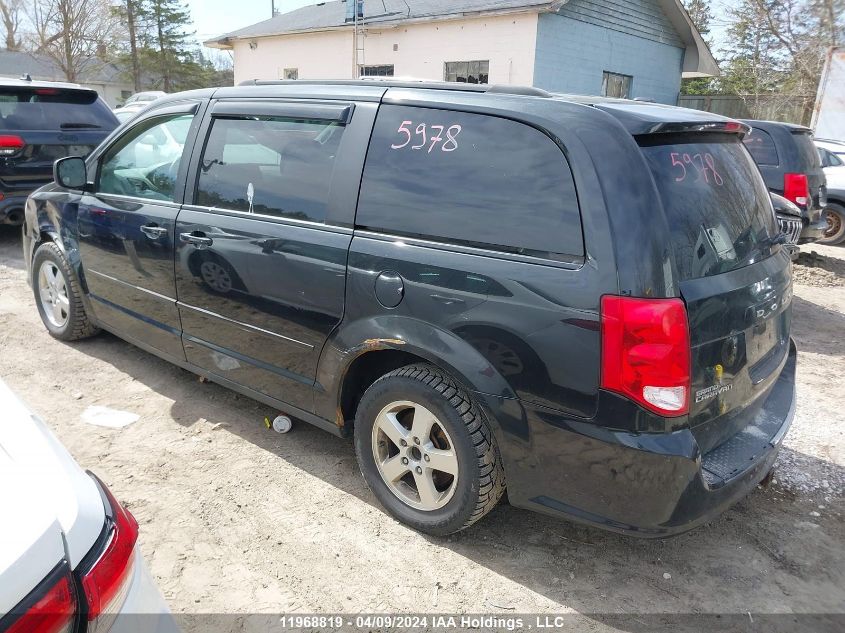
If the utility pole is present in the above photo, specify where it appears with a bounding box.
[271,0,276,17]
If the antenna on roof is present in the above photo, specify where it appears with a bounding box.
[20,73,32,82]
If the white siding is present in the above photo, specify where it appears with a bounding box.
[231,13,538,86]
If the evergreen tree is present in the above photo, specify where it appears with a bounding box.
[138,0,196,92]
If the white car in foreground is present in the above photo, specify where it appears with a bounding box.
[0,379,177,633]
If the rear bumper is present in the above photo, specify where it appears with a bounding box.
[490,340,797,537]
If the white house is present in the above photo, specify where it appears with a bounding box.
[205,0,718,105]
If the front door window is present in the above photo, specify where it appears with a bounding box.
[98,114,194,201]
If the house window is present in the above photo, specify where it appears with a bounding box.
[602,71,633,99]
[120,90,132,100]
[360,65,394,77]
[283,68,298,80]
[444,60,489,84]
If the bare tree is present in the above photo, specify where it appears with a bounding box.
[748,0,843,92]
[28,0,118,82]
[0,0,24,50]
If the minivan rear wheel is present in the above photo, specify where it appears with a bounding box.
[32,241,99,341]
[354,364,505,535]
[820,203,845,244]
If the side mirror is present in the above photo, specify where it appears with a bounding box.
[54,156,87,190]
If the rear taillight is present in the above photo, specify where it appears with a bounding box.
[6,565,76,633]
[600,296,690,417]
[783,173,810,207]
[0,134,25,156]
[81,478,139,632]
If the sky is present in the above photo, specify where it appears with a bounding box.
[188,0,317,45]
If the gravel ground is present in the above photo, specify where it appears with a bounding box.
[0,227,843,631]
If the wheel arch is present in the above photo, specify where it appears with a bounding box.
[315,315,517,431]
[25,192,96,312]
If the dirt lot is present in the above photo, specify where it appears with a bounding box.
[0,226,843,630]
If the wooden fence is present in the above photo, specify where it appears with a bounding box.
[678,94,815,126]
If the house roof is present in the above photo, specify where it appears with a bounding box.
[207,1,560,43]
[206,0,718,77]
[0,50,128,85]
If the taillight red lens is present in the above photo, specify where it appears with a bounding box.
[0,134,25,156]
[81,480,139,628]
[6,569,76,633]
[601,295,691,417]
[783,173,810,207]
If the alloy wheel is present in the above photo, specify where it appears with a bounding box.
[371,400,459,511]
[38,261,70,328]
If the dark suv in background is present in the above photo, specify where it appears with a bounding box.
[0,77,117,226]
[740,119,827,244]
[23,82,795,537]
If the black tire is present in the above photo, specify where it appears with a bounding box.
[819,203,845,245]
[353,363,505,535]
[32,241,99,341]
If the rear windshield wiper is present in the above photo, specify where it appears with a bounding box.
[762,232,795,250]
[60,122,102,129]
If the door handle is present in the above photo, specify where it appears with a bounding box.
[140,224,168,239]
[179,232,214,248]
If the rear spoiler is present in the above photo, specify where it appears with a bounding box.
[589,101,751,137]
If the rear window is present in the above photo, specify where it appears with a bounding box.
[742,128,779,166]
[0,87,117,131]
[356,105,583,260]
[639,134,777,280]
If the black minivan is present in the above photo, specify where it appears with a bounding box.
[23,82,795,537]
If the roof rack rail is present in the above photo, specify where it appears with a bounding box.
[238,78,551,97]
[485,84,551,97]
[240,78,486,91]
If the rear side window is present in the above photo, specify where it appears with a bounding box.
[742,128,779,166]
[639,135,777,280]
[792,131,822,172]
[356,105,582,260]
[195,116,345,223]
[0,87,117,131]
